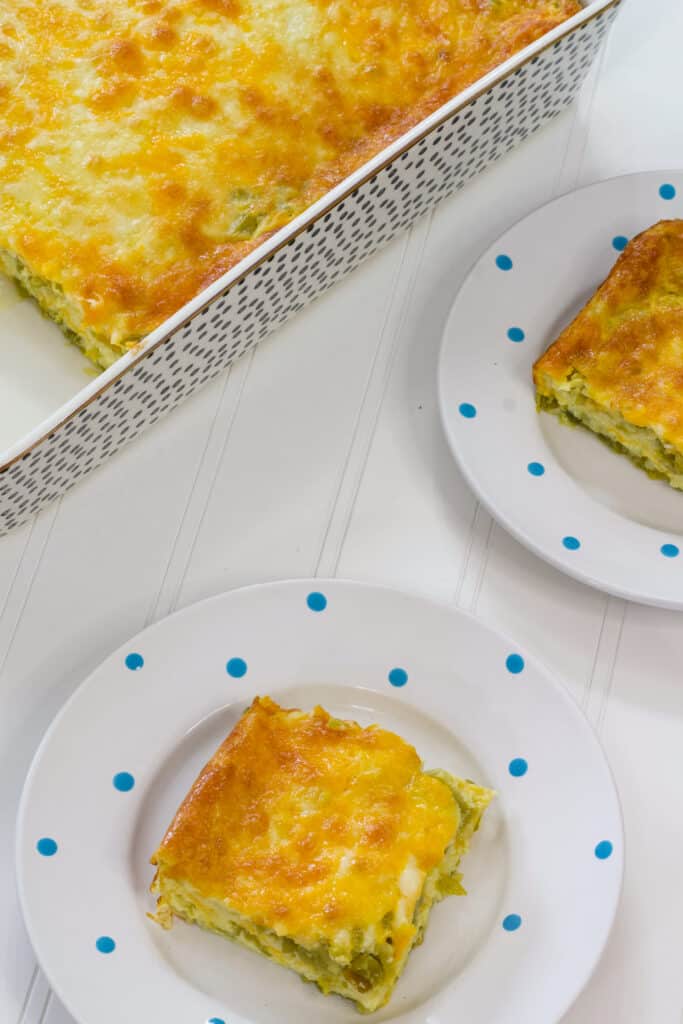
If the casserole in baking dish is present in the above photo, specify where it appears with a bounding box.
[1,0,580,370]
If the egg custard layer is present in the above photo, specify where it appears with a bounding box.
[1,0,580,368]
[534,220,683,491]
[150,696,493,1013]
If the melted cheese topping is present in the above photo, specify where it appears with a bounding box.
[151,696,460,946]
[534,220,683,456]
[1,0,579,354]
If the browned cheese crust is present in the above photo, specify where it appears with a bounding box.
[1,0,580,362]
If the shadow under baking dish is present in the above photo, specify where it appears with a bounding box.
[129,685,507,1023]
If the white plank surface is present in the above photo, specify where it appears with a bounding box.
[2,1,681,1021]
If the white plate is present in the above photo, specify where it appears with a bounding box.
[439,170,683,608]
[17,580,622,1024]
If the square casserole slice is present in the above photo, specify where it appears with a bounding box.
[534,219,683,490]
[150,696,493,1013]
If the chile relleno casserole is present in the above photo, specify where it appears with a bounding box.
[150,697,494,1012]
[1,0,580,369]
[534,220,683,490]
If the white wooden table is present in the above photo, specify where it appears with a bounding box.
[2,2,681,1020]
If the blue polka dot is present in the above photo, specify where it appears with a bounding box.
[113,772,135,792]
[496,254,513,271]
[508,758,528,777]
[207,1019,226,1024]
[306,591,327,612]
[96,936,116,954]
[661,543,679,558]
[388,667,408,688]
[527,461,545,477]
[226,657,247,678]
[36,837,58,857]
[660,183,676,200]
[563,536,581,551]
[594,840,613,860]
[502,914,522,932]
[459,403,477,419]
[612,235,628,252]
[125,652,144,671]
[507,327,525,343]
[506,654,525,674]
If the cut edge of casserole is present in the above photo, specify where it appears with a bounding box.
[533,219,683,492]
[535,369,683,490]
[148,697,494,1013]
[0,249,127,371]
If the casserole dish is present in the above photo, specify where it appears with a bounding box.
[0,0,621,534]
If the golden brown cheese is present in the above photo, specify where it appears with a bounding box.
[151,696,459,949]
[1,0,580,364]
[534,220,683,486]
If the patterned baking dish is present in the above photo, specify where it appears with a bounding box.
[0,0,621,535]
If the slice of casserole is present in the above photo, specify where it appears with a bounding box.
[534,220,683,490]
[2,0,580,368]
[150,696,493,1013]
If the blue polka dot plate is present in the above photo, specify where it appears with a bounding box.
[16,580,622,1024]
[439,170,683,608]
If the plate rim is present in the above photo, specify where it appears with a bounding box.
[437,168,683,610]
[15,577,625,1024]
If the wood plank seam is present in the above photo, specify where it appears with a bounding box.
[572,29,612,187]
[553,31,610,195]
[452,500,481,605]
[456,504,494,613]
[13,965,37,1024]
[144,369,236,623]
[0,503,60,683]
[583,596,626,731]
[0,519,34,629]
[313,221,432,580]
[583,597,611,713]
[2,510,62,1024]
[594,598,626,736]
[313,231,415,578]
[149,351,256,621]
[36,987,51,1024]
[13,963,49,1024]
